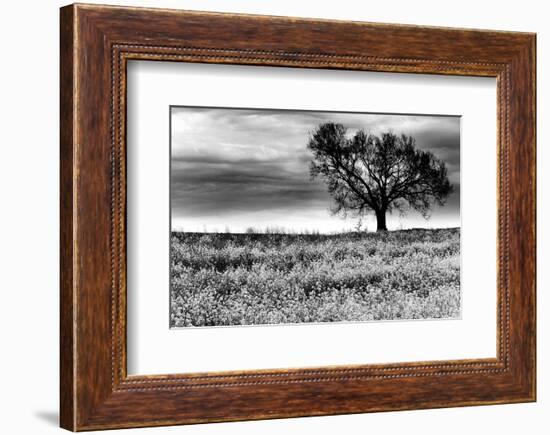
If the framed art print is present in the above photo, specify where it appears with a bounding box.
[60,4,536,431]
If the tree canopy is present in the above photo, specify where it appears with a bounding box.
[307,122,453,231]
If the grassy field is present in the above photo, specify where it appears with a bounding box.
[170,228,460,327]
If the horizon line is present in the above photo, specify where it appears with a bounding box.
[171,226,460,236]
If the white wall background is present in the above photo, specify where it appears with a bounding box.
[0,0,545,434]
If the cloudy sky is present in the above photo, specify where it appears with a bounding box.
[171,106,460,233]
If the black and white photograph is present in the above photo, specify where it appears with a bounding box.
[169,106,460,327]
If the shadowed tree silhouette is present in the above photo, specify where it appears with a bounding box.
[308,122,453,231]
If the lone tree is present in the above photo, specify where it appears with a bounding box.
[308,123,452,232]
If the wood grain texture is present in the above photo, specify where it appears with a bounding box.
[60,3,536,431]
[60,4,75,431]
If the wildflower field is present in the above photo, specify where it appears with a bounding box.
[170,228,460,327]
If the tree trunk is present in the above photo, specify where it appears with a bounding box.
[375,209,387,232]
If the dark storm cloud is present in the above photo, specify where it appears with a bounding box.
[171,157,329,219]
[171,107,460,232]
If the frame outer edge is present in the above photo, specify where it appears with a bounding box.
[532,33,537,402]
[526,33,537,401]
[60,4,77,431]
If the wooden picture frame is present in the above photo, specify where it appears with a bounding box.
[60,3,536,431]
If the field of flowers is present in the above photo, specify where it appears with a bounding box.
[170,228,460,327]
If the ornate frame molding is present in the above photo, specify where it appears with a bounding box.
[61,4,535,430]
